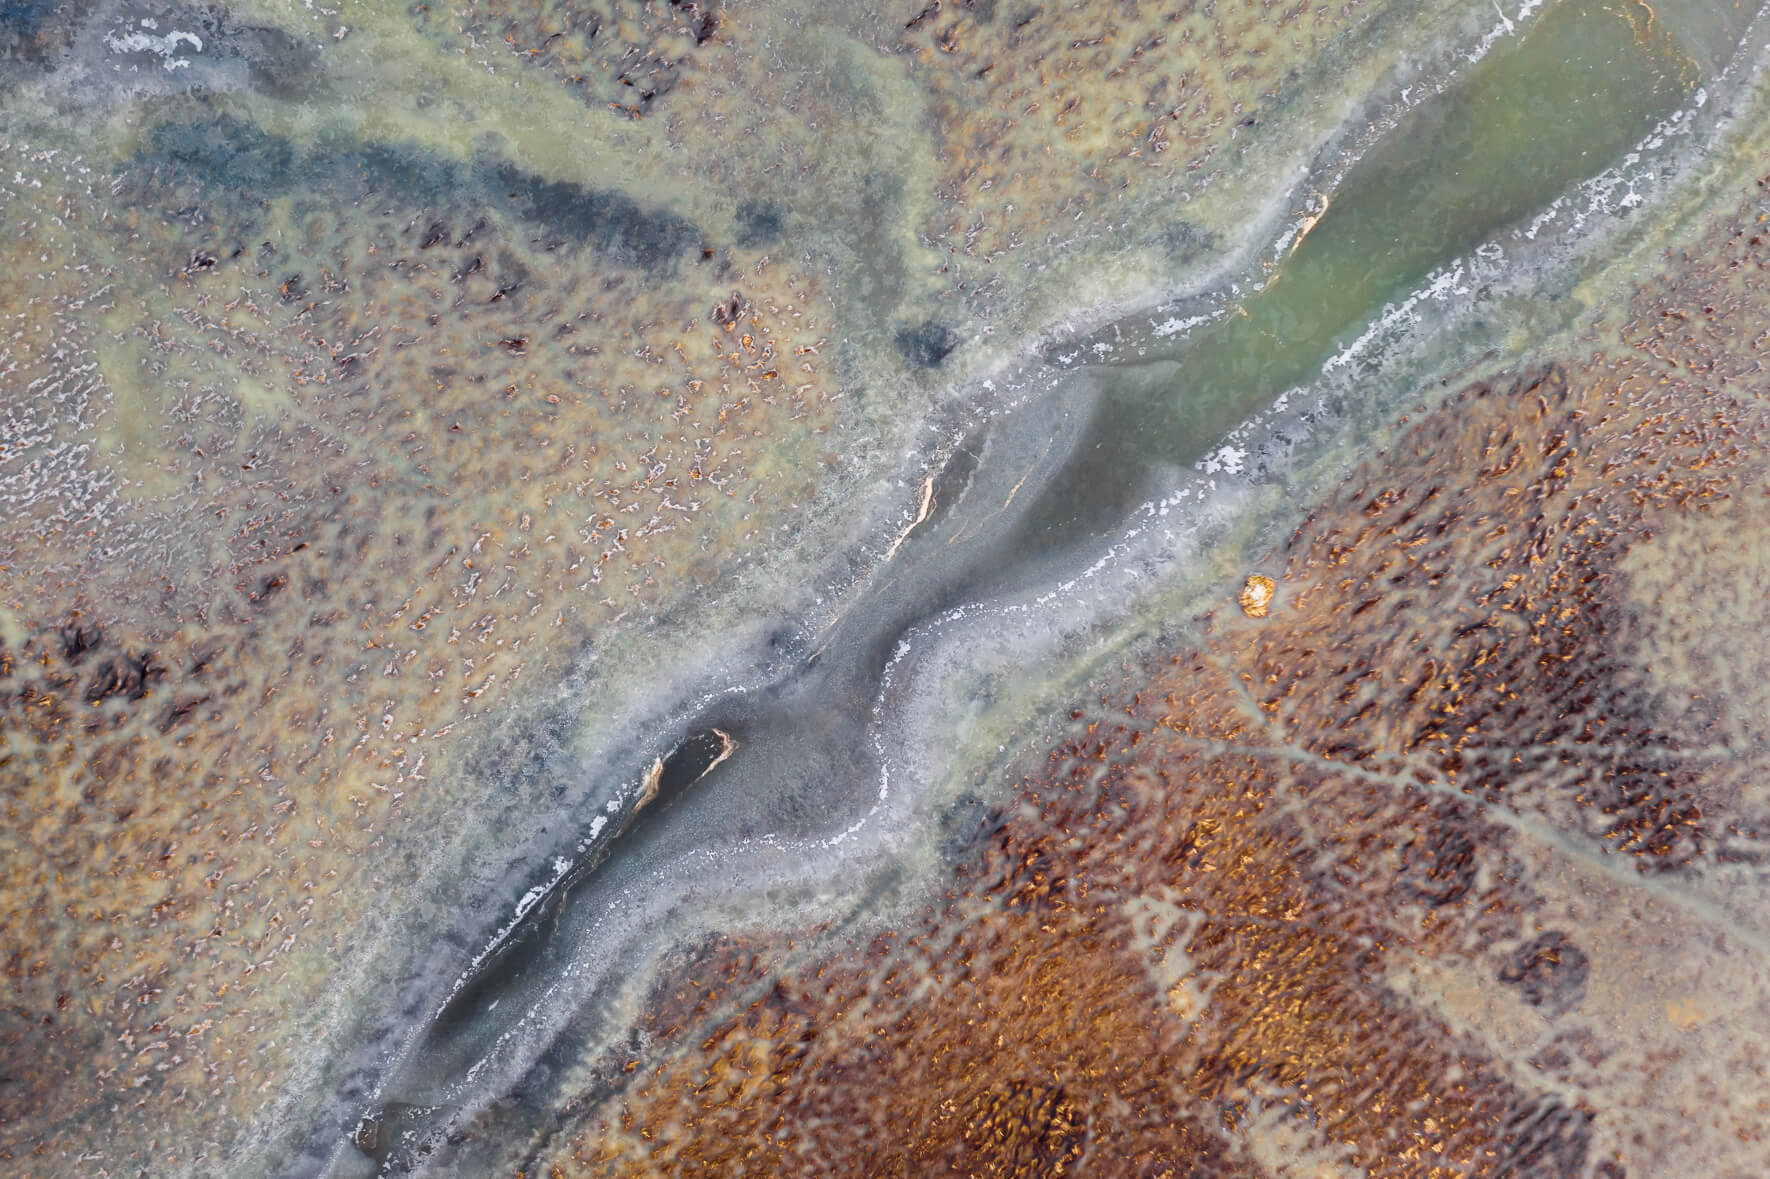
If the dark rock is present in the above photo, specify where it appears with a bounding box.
[896,319,958,368]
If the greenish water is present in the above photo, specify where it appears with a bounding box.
[1021,0,1700,554]
[1206,0,1693,394]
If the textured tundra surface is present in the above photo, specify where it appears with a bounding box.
[523,162,1770,1178]
[4,0,1768,1175]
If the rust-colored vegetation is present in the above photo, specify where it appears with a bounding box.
[525,173,1770,1178]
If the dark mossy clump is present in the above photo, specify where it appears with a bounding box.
[1149,218,1217,265]
[81,650,162,705]
[1,0,56,51]
[1497,931,1590,1017]
[56,619,101,663]
[0,0,88,65]
[135,113,706,273]
[478,159,703,272]
[938,792,1007,861]
[1490,1101,1593,1179]
[145,113,300,192]
[352,140,473,205]
[233,23,320,100]
[1401,821,1479,908]
[146,117,464,208]
[733,199,783,248]
[896,319,958,368]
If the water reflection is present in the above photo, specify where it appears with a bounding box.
[1022,0,1700,558]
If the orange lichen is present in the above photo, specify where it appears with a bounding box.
[1238,573,1276,618]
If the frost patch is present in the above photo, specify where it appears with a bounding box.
[1152,313,1212,339]
[1198,445,1247,476]
[105,24,204,70]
